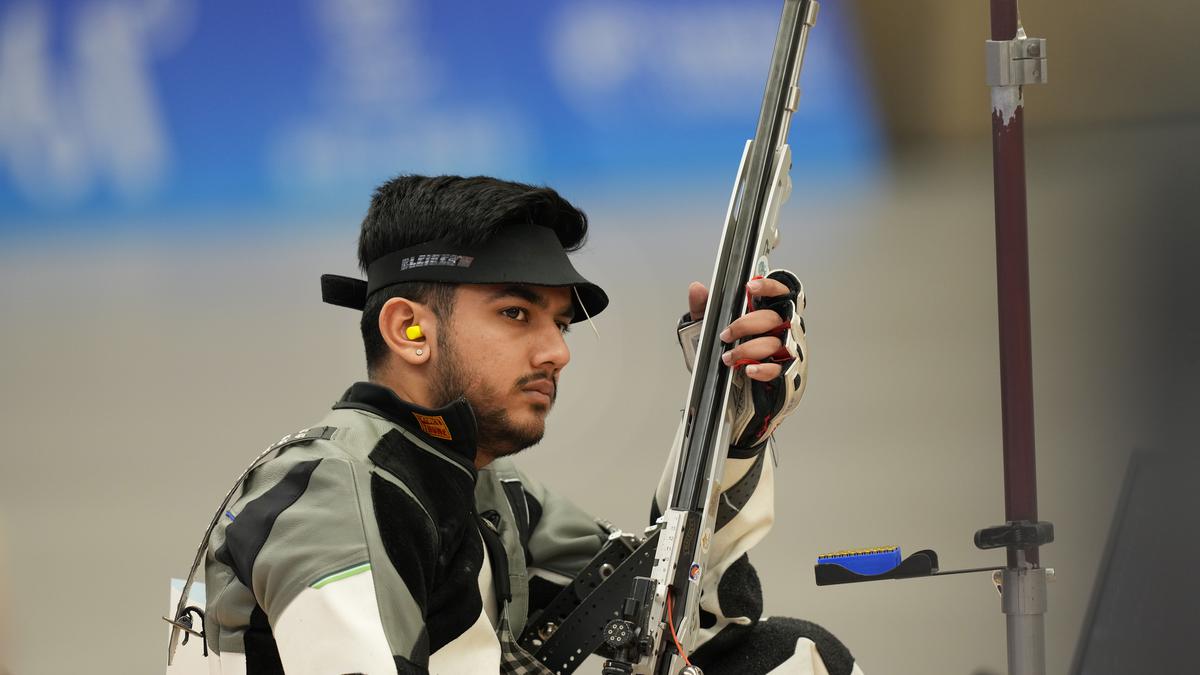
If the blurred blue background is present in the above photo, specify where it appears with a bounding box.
[0,0,879,236]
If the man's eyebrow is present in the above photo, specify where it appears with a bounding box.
[488,285,575,320]
[488,285,547,307]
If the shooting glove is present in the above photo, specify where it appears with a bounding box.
[677,269,808,455]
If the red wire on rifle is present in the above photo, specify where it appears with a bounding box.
[666,591,692,666]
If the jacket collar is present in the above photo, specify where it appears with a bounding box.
[334,381,478,465]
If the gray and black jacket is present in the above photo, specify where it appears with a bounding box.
[202,381,833,674]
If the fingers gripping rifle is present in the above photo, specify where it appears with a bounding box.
[517,2,819,673]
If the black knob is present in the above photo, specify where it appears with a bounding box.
[603,619,637,648]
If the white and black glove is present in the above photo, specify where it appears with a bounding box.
[678,269,808,455]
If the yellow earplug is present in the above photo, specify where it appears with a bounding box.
[405,325,424,340]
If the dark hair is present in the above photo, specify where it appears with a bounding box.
[358,174,589,375]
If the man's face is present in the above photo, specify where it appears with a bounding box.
[428,284,574,461]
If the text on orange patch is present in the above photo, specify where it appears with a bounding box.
[412,413,453,440]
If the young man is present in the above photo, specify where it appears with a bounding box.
[200,175,860,674]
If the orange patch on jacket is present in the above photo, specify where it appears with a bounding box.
[412,413,453,440]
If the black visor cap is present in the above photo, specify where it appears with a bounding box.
[321,224,608,322]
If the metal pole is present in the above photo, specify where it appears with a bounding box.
[987,1,1048,674]
[990,0,1040,570]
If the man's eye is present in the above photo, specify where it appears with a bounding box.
[557,322,571,334]
[501,307,528,321]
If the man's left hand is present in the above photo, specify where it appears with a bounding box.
[688,277,796,382]
[679,270,809,452]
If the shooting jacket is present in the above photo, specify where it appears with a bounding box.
[203,381,785,674]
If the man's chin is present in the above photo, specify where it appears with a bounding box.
[505,416,547,451]
[469,392,555,457]
[488,431,545,459]
[476,412,546,458]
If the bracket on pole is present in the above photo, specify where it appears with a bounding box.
[986,33,1048,86]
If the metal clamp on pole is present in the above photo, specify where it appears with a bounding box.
[974,520,1055,551]
[986,32,1048,86]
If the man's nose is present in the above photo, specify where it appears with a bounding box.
[534,324,571,371]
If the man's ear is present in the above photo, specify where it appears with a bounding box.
[379,297,433,366]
